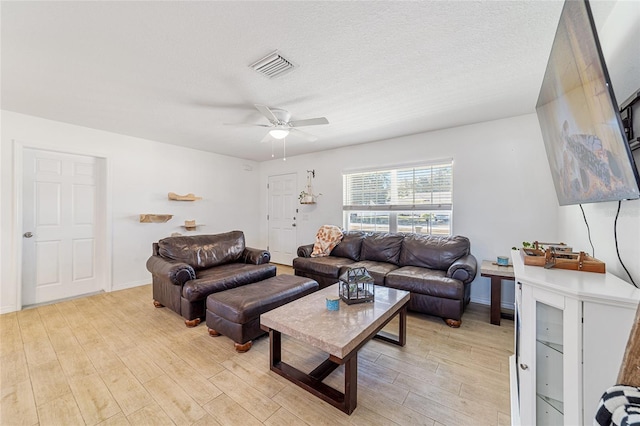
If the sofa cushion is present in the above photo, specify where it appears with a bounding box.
[293,256,356,279]
[339,261,399,286]
[385,266,464,299]
[398,234,470,270]
[159,231,245,270]
[330,231,366,261]
[360,233,404,265]
[311,225,343,257]
[181,262,276,302]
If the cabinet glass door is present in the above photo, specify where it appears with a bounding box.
[535,301,564,424]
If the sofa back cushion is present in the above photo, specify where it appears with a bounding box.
[399,234,470,270]
[360,233,404,265]
[330,231,366,261]
[158,231,245,270]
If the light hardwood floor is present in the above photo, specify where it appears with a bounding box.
[1,265,514,425]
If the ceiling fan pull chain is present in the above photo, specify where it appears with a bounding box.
[283,137,286,161]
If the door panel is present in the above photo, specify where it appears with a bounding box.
[22,149,100,306]
[268,173,297,265]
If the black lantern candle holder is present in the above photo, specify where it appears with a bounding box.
[339,267,374,305]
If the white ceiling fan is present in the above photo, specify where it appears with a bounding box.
[226,104,329,143]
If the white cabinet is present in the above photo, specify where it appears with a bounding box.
[510,250,639,425]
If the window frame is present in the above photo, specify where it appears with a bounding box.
[342,159,453,235]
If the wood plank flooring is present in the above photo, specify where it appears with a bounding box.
[0,265,514,425]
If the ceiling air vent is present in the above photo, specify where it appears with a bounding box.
[249,51,296,79]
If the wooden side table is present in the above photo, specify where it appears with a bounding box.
[480,260,515,325]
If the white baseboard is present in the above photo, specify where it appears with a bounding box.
[111,280,150,292]
[470,295,515,311]
[0,304,17,315]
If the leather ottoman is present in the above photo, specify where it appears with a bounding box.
[205,275,319,352]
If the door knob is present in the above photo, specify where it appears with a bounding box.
[292,223,296,227]
[23,232,33,238]
[519,363,529,370]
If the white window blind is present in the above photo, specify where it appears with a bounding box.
[342,161,453,235]
[343,162,453,211]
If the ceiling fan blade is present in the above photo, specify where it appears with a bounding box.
[254,104,279,125]
[289,117,329,127]
[260,133,273,143]
[290,128,318,142]
[223,123,271,127]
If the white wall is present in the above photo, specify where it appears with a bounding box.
[556,0,640,286]
[259,113,559,308]
[0,111,260,313]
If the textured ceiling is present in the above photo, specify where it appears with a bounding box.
[0,1,616,162]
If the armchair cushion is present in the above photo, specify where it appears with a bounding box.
[158,231,245,270]
[182,262,277,302]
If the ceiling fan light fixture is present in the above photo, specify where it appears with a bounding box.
[269,129,290,139]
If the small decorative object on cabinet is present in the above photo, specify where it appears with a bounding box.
[521,241,605,273]
[139,214,173,223]
[299,169,321,204]
[168,192,202,201]
[339,267,374,304]
[509,249,640,425]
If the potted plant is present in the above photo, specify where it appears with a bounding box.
[299,170,321,204]
[299,190,321,204]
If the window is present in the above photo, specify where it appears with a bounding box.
[342,161,453,235]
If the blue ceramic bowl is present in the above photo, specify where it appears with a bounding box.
[497,256,509,266]
[326,297,340,311]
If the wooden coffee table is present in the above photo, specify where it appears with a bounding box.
[260,283,410,415]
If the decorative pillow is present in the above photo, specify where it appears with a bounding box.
[595,385,640,426]
[311,225,344,257]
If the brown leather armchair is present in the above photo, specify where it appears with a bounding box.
[146,231,276,327]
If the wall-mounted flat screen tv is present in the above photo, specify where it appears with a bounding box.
[536,0,640,206]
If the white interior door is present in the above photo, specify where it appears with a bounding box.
[22,149,101,306]
[268,173,297,265]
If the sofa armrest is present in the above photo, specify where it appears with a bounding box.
[446,254,478,284]
[242,247,271,265]
[297,244,314,258]
[146,255,195,285]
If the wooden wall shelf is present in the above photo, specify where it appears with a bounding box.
[168,192,202,201]
[140,214,173,223]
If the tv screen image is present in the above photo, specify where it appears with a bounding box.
[536,0,640,206]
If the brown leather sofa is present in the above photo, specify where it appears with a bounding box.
[293,231,477,327]
[146,231,276,327]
